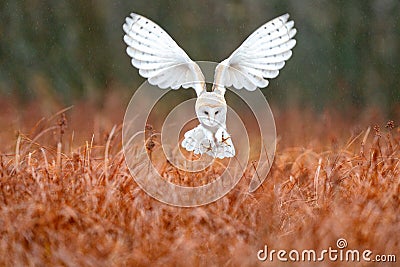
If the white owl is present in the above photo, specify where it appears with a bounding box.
[123,13,296,159]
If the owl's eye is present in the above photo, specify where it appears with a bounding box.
[204,111,209,115]
[215,111,219,115]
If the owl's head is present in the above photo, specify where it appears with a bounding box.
[195,92,227,128]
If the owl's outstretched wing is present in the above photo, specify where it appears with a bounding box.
[123,13,205,96]
[213,13,296,95]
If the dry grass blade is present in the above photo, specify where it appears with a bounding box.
[0,103,399,266]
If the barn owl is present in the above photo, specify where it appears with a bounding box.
[123,13,296,159]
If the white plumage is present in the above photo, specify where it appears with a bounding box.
[123,14,205,95]
[181,124,235,159]
[123,13,296,159]
[213,13,296,94]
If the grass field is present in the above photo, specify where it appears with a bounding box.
[0,94,399,266]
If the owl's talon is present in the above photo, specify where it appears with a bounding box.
[124,12,295,160]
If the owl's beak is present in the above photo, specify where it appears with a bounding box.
[201,115,214,127]
[208,115,217,126]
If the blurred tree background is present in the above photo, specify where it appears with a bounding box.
[0,0,399,114]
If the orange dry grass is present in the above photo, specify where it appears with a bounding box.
[0,98,399,266]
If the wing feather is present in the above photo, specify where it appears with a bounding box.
[213,13,296,94]
[123,13,205,96]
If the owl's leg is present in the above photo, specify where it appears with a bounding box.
[214,127,235,158]
[215,127,228,143]
[181,124,215,156]
[182,125,235,159]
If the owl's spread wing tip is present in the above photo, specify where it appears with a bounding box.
[213,13,296,92]
[123,12,205,96]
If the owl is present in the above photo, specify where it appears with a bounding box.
[123,13,296,159]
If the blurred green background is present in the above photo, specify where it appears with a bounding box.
[1,0,399,114]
